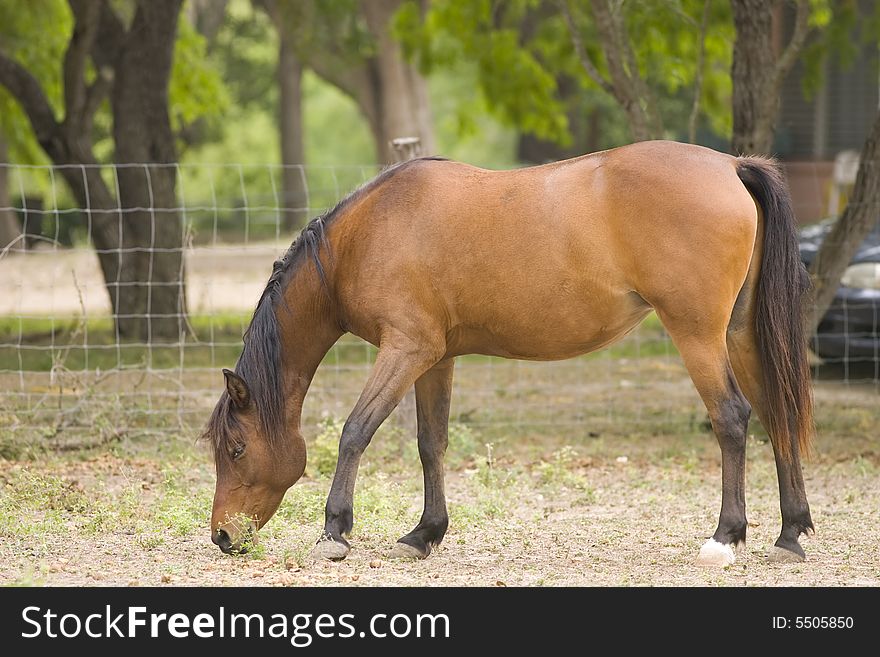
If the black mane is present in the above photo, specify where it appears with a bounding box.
[205,156,447,462]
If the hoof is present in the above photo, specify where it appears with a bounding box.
[309,539,350,562]
[767,545,805,563]
[696,538,737,567]
[388,542,427,560]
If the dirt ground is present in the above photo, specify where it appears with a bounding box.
[1,381,878,587]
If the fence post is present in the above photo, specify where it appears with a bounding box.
[390,136,423,162]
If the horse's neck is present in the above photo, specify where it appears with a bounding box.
[277,266,343,429]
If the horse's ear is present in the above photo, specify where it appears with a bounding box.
[223,369,250,409]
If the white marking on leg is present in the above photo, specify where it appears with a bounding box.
[696,538,737,567]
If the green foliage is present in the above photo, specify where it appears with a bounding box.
[0,0,70,163]
[307,417,344,477]
[299,71,377,164]
[170,14,230,142]
[279,0,371,62]
[446,422,480,469]
[397,0,569,144]
[627,0,734,138]
[801,0,880,98]
[212,0,277,112]
[398,0,735,145]
[534,446,594,502]
[0,0,230,164]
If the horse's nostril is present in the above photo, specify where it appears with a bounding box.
[214,528,233,553]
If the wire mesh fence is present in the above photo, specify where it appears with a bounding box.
[0,162,877,446]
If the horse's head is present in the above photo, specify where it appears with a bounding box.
[204,368,306,554]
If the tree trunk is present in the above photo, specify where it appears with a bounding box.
[0,0,188,343]
[587,0,663,142]
[111,0,186,342]
[730,0,777,154]
[361,0,436,163]
[278,31,308,230]
[0,138,22,251]
[808,111,880,332]
[730,0,812,154]
[187,0,229,44]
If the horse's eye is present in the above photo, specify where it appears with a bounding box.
[232,444,246,460]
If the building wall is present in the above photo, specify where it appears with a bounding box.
[775,2,878,224]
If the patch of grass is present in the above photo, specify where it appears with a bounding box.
[136,532,166,551]
[352,475,412,540]
[447,422,480,470]
[0,312,675,374]
[0,470,83,543]
[306,418,343,477]
[80,483,142,534]
[151,487,212,537]
[448,487,509,526]
[5,469,91,513]
[534,446,594,501]
[475,442,521,489]
[241,537,267,560]
[0,433,40,460]
[0,313,248,372]
[275,480,327,525]
[0,314,381,373]
[446,446,526,529]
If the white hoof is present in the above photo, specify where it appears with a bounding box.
[696,538,737,567]
[309,539,350,561]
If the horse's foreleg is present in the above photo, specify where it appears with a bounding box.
[389,358,455,559]
[310,335,442,561]
[671,331,752,567]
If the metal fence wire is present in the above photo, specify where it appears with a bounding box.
[0,162,877,444]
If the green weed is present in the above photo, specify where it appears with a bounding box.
[306,418,344,477]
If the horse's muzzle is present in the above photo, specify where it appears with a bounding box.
[212,525,254,554]
[212,528,235,554]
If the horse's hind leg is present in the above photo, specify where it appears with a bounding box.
[727,325,814,562]
[311,332,443,561]
[389,358,455,559]
[661,322,752,566]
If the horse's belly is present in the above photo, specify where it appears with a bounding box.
[445,292,652,361]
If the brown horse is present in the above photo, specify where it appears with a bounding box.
[204,140,814,567]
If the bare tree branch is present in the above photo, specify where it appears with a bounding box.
[774,0,812,87]
[582,0,662,140]
[0,51,60,148]
[559,0,615,97]
[252,0,277,21]
[90,1,125,72]
[64,0,102,129]
[809,112,880,331]
[605,0,651,112]
[82,67,113,133]
[188,0,230,43]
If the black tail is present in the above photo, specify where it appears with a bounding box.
[736,157,814,461]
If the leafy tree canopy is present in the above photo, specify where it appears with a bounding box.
[0,0,227,164]
[395,0,736,146]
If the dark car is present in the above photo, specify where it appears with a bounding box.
[799,220,880,363]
